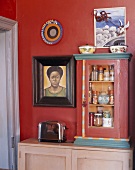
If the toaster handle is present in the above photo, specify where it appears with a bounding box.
[57,123,61,140]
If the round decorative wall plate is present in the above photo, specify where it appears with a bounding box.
[41,20,63,45]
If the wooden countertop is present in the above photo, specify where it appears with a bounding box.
[18,138,133,153]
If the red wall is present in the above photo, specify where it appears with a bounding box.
[16,0,135,142]
[1,0,135,142]
[0,0,16,20]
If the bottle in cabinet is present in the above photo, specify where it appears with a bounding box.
[104,70,110,81]
[94,113,103,127]
[92,90,98,104]
[109,65,114,81]
[89,82,93,104]
[89,112,94,126]
[91,65,98,81]
[109,90,114,105]
[98,66,104,81]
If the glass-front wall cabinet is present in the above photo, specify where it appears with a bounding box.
[74,53,132,147]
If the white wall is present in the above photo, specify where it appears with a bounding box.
[0,17,19,170]
[0,31,9,169]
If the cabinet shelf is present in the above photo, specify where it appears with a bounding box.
[89,81,114,83]
[89,126,114,129]
[89,104,114,107]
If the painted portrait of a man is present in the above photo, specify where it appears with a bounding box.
[44,66,66,97]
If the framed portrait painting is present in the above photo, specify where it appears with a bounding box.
[94,7,126,48]
[32,55,76,107]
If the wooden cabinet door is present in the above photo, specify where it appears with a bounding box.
[84,59,129,138]
[72,149,132,170]
[18,145,72,170]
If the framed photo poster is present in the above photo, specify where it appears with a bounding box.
[32,55,76,107]
[94,7,126,48]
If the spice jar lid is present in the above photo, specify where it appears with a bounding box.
[103,110,110,113]
[92,90,97,95]
[110,65,114,70]
[94,113,103,116]
[89,112,95,114]
[93,65,97,70]
[109,90,114,94]
[98,66,103,70]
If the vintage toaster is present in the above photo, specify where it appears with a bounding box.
[38,121,67,142]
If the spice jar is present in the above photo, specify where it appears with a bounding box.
[103,111,111,118]
[109,65,114,81]
[98,66,104,81]
[98,91,109,104]
[103,111,113,127]
[109,90,114,105]
[91,65,98,81]
[89,112,95,126]
[92,91,98,104]
[104,70,109,81]
[94,113,103,126]
[103,117,113,127]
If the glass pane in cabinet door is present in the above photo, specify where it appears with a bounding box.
[88,64,114,128]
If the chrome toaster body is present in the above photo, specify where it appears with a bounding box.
[38,121,67,142]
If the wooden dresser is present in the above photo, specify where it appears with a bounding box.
[18,138,133,170]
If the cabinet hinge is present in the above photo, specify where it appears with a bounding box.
[11,136,15,148]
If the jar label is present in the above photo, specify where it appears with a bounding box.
[103,118,113,127]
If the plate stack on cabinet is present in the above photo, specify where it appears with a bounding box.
[74,53,132,148]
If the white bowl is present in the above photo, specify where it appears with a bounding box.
[110,45,127,53]
[78,45,96,54]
